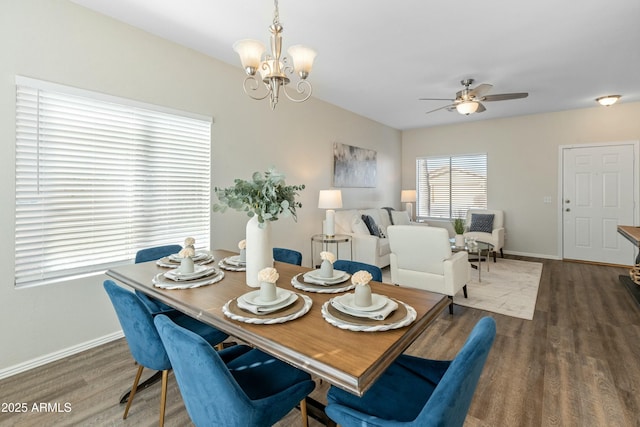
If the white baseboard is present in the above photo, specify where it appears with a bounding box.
[503,250,561,260]
[0,330,124,380]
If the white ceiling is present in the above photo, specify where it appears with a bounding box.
[71,0,640,130]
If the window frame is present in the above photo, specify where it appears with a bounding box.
[14,76,212,287]
[416,153,488,220]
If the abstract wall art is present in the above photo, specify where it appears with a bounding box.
[333,142,377,188]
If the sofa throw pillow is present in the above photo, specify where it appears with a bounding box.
[469,213,495,233]
[391,210,410,226]
[351,216,370,235]
[382,207,395,225]
[361,214,381,237]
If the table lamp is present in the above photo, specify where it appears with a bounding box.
[318,189,343,236]
[401,190,416,221]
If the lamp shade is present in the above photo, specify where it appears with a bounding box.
[233,39,266,75]
[318,190,343,209]
[401,190,416,203]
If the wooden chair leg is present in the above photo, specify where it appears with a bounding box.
[448,296,454,314]
[300,398,308,427]
[463,284,468,298]
[124,365,144,419]
[159,370,169,427]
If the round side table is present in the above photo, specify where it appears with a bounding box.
[310,234,353,268]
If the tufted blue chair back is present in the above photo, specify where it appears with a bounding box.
[135,244,182,263]
[273,247,303,266]
[154,314,315,427]
[333,260,383,282]
[103,280,171,371]
[326,316,496,427]
[134,245,182,313]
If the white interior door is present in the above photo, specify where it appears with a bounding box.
[562,143,636,265]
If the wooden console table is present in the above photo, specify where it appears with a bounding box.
[617,225,640,308]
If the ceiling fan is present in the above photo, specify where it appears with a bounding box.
[420,79,528,115]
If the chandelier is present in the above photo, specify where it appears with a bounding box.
[233,0,317,110]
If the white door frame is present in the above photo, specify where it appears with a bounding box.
[557,140,640,263]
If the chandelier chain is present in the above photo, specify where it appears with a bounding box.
[273,0,280,25]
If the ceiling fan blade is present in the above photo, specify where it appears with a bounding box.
[468,83,493,98]
[419,97,456,101]
[481,92,529,102]
[425,104,455,115]
[476,102,486,113]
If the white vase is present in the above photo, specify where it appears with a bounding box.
[455,234,465,247]
[259,281,277,302]
[354,283,373,307]
[245,216,273,287]
[320,259,334,278]
[179,256,194,274]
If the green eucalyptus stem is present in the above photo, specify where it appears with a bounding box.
[213,168,305,228]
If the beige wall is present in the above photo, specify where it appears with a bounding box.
[402,102,640,258]
[0,1,401,374]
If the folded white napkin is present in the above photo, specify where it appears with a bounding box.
[331,298,398,321]
[237,294,298,315]
[302,271,348,286]
[164,267,217,281]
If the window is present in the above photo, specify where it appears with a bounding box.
[416,153,487,219]
[15,77,211,287]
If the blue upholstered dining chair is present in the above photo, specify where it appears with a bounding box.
[333,259,383,282]
[325,316,497,427]
[134,245,182,314]
[154,314,316,427]
[273,247,303,266]
[103,280,228,427]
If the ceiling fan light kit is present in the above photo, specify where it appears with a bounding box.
[595,95,621,106]
[233,0,316,110]
[421,78,528,116]
[456,101,479,115]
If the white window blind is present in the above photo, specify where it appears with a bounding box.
[15,77,211,287]
[416,153,487,219]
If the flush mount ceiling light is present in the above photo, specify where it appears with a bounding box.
[233,0,317,110]
[595,95,621,106]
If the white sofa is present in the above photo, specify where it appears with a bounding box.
[334,208,416,268]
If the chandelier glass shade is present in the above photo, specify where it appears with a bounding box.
[233,0,316,110]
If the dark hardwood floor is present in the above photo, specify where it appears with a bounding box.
[1,256,639,426]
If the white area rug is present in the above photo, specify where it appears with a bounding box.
[453,259,543,320]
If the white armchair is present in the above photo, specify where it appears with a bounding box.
[463,209,504,261]
[387,225,470,315]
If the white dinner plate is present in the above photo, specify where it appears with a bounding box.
[169,251,210,262]
[225,255,247,266]
[164,265,214,281]
[239,288,292,307]
[304,269,348,282]
[333,293,389,312]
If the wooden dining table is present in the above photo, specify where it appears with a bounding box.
[106,249,448,398]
